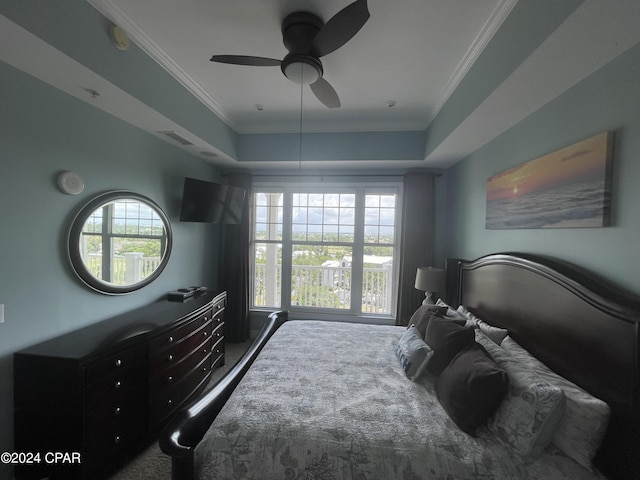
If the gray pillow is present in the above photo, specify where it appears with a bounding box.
[395,327,433,381]
[457,305,508,345]
[436,343,509,435]
[409,305,458,340]
[475,331,566,462]
[425,317,475,376]
[407,304,447,338]
[501,336,610,469]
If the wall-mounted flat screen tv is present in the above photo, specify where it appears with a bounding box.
[179,177,246,224]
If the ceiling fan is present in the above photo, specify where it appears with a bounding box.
[210,0,370,108]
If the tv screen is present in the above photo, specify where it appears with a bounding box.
[179,177,246,224]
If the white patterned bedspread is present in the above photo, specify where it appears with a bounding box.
[194,320,604,480]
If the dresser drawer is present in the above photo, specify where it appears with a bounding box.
[212,302,224,324]
[149,335,212,387]
[85,347,145,407]
[212,335,225,367]
[86,382,146,420]
[86,345,145,385]
[84,396,146,471]
[212,320,223,342]
[149,308,213,355]
[149,353,212,427]
[149,321,212,373]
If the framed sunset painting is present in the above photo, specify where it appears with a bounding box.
[486,132,613,229]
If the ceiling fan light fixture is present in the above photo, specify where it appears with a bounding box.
[210,0,370,107]
[281,54,323,85]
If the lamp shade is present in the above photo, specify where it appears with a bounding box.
[414,267,444,292]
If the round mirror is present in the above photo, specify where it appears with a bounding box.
[68,191,172,294]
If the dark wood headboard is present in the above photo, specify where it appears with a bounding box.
[447,253,640,479]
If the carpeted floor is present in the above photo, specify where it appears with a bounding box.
[107,338,254,480]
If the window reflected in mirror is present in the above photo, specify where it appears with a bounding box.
[68,192,172,294]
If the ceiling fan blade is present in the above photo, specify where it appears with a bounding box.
[310,77,341,108]
[210,55,281,67]
[311,0,370,57]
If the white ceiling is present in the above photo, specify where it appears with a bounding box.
[89,0,515,134]
[2,0,639,170]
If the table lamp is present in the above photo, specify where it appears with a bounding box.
[414,266,444,305]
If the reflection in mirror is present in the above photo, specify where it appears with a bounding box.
[68,191,172,294]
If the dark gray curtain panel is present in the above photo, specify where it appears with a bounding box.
[222,171,252,342]
[396,171,436,326]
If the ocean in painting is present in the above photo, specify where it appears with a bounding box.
[486,176,609,229]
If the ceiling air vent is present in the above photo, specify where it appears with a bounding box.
[157,131,194,146]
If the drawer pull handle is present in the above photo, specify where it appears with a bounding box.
[167,354,173,361]
[115,406,121,415]
[115,359,122,367]
[167,399,173,406]
[114,436,121,445]
[203,331,208,337]
[168,336,174,343]
[204,315,208,321]
[168,376,173,383]
[216,333,221,338]
[115,381,122,389]
[215,349,221,354]
[202,366,208,372]
[203,348,207,354]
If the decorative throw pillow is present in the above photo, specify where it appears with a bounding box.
[424,317,475,376]
[395,327,433,381]
[407,304,448,339]
[435,299,469,322]
[501,336,610,469]
[475,331,566,462]
[457,305,508,344]
[436,343,509,435]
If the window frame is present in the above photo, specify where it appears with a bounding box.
[251,180,402,323]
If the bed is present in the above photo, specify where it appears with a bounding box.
[160,253,640,480]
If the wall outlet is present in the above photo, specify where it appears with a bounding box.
[0,304,4,323]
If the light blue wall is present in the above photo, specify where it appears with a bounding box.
[0,0,239,160]
[238,130,426,163]
[425,0,583,157]
[444,43,640,295]
[0,62,223,477]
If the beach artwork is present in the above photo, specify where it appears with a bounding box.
[486,132,613,229]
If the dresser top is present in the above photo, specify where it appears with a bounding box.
[15,292,224,361]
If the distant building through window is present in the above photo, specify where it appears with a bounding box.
[252,182,400,321]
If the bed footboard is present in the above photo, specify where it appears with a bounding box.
[159,310,288,480]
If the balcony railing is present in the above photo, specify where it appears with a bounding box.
[85,253,161,285]
[254,263,393,314]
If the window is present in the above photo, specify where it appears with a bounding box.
[252,183,400,319]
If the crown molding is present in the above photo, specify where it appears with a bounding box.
[87,0,236,130]
[234,118,430,135]
[88,0,515,136]
[432,0,518,116]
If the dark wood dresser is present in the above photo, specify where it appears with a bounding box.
[13,291,225,480]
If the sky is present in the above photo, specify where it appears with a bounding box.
[486,132,611,202]
[254,191,396,240]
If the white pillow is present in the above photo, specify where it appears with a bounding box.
[500,336,610,469]
[475,331,566,462]
[457,305,508,345]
